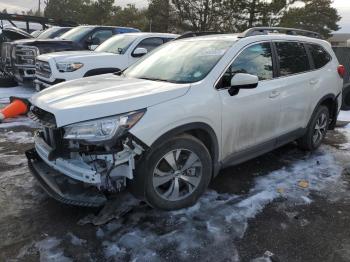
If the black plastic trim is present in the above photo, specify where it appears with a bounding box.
[84,68,120,77]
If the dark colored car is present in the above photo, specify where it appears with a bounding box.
[333,47,350,111]
[6,25,140,83]
[35,27,73,39]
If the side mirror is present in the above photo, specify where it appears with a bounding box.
[228,73,259,96]
[132,47,148,57]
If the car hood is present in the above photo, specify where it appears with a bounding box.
[13,38,74,45]
[38,50,117,62]
[30,74,190,127]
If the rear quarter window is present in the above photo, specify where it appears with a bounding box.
[307,44,331,69]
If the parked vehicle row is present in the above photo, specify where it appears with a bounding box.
[34,32,178,90]
[25,27,344,210]
[0,25,140,85]
[13,26,140,83]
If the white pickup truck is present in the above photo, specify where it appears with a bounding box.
[34,32,178,91]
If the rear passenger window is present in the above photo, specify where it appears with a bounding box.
[218,42,273,88]
[308,44,331,69]
[275,42,310,76]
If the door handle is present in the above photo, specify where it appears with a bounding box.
[269,90,280,98]
[310,79,319,85]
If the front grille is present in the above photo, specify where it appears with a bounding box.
[28,106,56,128]
[14,45,38,66]
[29,106,67,156]
[0,42,13,71]
[41,127,65,149]
[36,60,52,78]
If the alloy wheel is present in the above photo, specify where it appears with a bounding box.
[152,149,203,201]
[312,112,328,145]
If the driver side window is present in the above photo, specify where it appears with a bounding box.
[218,42,273,89]
[91,29,113,44]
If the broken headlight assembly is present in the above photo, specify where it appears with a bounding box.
[63,109,146,143]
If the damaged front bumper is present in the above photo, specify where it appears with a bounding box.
[26,148,107,207]
[34,134,102,184]
[26,132,144,207]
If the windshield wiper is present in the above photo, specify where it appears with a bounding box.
[114,70,125,76]
[138,77,176,83]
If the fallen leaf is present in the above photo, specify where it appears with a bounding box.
[298,180,309,189]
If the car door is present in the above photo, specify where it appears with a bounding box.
[129,37,164,63]
[273,41,313,136]
[218,42,282,159]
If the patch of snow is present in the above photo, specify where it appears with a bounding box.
[251,257,272,262]
[0,116,38,129]
[96,146,343,261]
[0,131,34,144]
[35,237,72,262]
[0,86,35,104]
[338,110,350,122]
[67,232,87,246]
[301,195,313,204]
[0,86,36,104]
[103,242,126,258]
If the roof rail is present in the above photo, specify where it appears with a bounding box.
[239,27,322,39]
[175,31,223,40]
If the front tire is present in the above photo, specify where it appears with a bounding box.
[297,105,329,151]
[129,134,212,210]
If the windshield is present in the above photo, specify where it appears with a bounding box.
[37,27,63,39]
[95,34,138,54]
[59,26,93,42]
[124,39,233,84]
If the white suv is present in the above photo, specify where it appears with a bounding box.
[34,33,178,91]
[26,28,344,210]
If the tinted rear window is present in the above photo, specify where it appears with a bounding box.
[308,44,331,69]
[275,42,310,76]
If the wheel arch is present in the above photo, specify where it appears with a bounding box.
[150,122,221,178]
[312,93,339,130]
[83,68,120,77]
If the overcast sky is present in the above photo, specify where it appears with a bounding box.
[1,0,350,33]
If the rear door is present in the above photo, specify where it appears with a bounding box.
[273,41,313,136]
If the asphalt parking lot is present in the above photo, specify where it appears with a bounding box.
[0,111,350,261]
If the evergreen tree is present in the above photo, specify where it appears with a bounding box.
[279,0,340,38]
[148,0,173,32]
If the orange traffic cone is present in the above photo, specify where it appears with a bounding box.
[0,99,29,121]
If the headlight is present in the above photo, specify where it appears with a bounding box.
[56,62,84,72]
[63,110,146,143]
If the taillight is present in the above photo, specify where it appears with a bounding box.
[338,65,345,78]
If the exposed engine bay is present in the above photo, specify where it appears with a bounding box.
[34,128,144,192]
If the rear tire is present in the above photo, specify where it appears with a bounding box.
[297,106,329,151]
[129,134,212,210]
